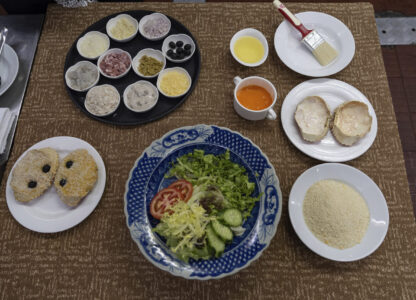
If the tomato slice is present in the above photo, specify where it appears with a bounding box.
[149,188,182,220]
[168,180,193,202]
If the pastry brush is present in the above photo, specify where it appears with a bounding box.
[273,0,338,66]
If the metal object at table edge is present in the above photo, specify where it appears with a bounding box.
[0,14,45,185]
[0,27,9,87]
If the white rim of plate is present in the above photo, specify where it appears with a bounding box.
[274,11,355,77]
[5,136,106,233]
[280,78,378,162]
[0,44,19,96]
[288,163,389,262]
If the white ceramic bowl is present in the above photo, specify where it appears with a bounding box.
[97,48,132,79]
[132,48,166,79]
[162,34,196,63]
[123,81,159,113]
[138,13,171,41]
[106,14,139,42]
[76,31,110,60]
[289,163,389,262]
[65,61,100,92]
[157,67,192,98]
[85,84,121,117]
[230,28,269,67]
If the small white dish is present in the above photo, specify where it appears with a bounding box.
[5,136,106,233]
[76,31,110,60]
[85,84,120,117]
[281,78,377,162]
[233,76,277,121]
[162,34,196,63]
[106,14,139,42]
[157,67,192,98]
[97,48,132,79]
[289,163,389,262]
[132,48,166,78]
[230,28,269,67]
[0,44,19,96]
[65,61,100,92]
[274,12,355,77]
[123,81,159,113]
[138,13,171,41]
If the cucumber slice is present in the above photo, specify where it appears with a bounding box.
[206,224,225,257]
[222,208,243,227]
[212,220,233,242]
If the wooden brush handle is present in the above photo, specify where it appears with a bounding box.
[273,0,312,38]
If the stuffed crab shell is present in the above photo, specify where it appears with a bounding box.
[332,101,372,146]
[295,96,331,142]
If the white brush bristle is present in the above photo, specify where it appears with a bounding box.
[312,42,338,66]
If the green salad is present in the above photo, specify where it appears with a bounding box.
[150,149,259,262]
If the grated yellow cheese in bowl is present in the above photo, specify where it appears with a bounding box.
[110,17,136,40]
[303,179,370,250]
[159,70,190,97]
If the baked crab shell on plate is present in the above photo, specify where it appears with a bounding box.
[294,96,331,142]
[332,101,372,146]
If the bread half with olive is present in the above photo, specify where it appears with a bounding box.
[54,149,98,207]
[11,148,59,202]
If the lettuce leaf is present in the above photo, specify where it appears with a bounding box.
[166,149,259,219]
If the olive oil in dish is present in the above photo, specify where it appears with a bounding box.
[233,36,265,64]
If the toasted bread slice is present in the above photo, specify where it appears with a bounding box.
[54,149,98,207]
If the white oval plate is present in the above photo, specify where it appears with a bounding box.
[281,78,377,162]
[6,136,106,233]
[274,12,355,77]
[0,44,19,96]
[289,163,389,262]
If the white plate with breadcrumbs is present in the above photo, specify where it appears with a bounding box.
[274,12,355,77]
[281,78,377,162]
[289,163,389,262]
[6,136,106,233]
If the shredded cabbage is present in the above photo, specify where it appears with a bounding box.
[154,196,215,262]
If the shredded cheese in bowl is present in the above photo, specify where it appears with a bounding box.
[110,17,136,40]
[303,179,370,250]
[158,68,191,97]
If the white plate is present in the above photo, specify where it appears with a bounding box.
[274,12,355,77]
[0,44,19,96]
[281,78,377,162]
[289,163,389,262]
[6,136,106,233]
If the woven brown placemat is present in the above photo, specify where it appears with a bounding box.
[0,2,415,299]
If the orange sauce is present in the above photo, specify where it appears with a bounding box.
[237,85,273,111]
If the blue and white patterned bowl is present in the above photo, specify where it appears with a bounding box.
[124,125,282,279]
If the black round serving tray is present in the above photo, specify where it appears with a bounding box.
[64,10,201,126]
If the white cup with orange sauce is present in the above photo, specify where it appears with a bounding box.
[233,76,277,120]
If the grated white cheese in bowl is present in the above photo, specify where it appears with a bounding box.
[85,84,120,117]
[303,179,370,250]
